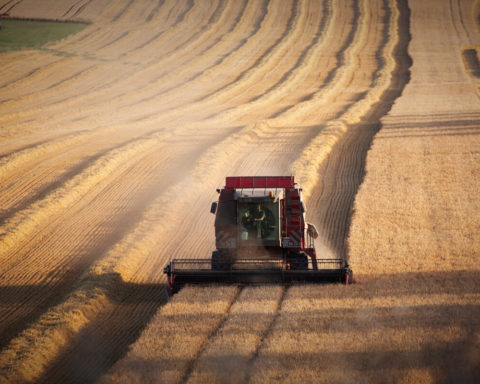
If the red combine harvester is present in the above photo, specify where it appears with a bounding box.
[164,176,353,295]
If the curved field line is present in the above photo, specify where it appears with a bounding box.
[0,1,276,139]
[101,0,359,130]
[57,0,141,53]
[93,0,198,57]
[103,0,304,117]
[92,0,204,54]
[0,126,164,224]
[0,0,22,15]
[62,0,93,19]
[290,0,401,199]
[0,112,166,180]
[0,52,64,91]
[0,2,241,129]
[49,1,165,52]
[121,0,256,106]
[0,142,176,351]
[0,119,276,382]
[117,0,216,59]
[52,0,309,129]
[0,0,278,134]
[186,0,305,106]
[0,284,239,383]
[0,62,98,111]
[0,130,168,261]
[299,0,411,260]
[271,0,367,124]
[0,1,408,381]
[213,0,333,119]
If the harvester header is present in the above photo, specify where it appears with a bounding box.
[164,176,352,295]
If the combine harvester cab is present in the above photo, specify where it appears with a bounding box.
[164,176,352,295]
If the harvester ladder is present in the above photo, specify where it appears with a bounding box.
[285,188,303,247]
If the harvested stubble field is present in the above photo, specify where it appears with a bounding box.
[0,0,479,383]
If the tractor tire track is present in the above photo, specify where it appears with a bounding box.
[243,286,288,384]
[182,285,285,384]
[179,286,244,384]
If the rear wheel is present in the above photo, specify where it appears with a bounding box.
[344,269,353,285]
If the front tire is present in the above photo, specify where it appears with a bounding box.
[211,251,231,270]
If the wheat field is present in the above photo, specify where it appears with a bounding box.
[0,0,479,383]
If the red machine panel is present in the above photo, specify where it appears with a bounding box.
[225,176,295,189]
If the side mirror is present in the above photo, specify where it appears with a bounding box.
[210,202,217,214]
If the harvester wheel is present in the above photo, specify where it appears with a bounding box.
[211,251,231,271]
[290,252,308,270]
[344,270,353,285]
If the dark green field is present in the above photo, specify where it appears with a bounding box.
[0,19,87,52]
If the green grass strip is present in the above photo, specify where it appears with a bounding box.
[0,18,87,52]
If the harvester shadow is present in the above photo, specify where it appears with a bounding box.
[56,270,478,384]
[19,269,479,383]
[31,272,167,384]
[114,339,479,384]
